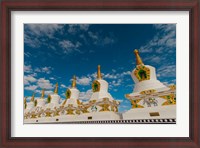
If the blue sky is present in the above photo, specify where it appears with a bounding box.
[24,24,176,113]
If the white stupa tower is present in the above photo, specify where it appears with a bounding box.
[45,83,61,108]
[63,76,82,115]
[123,49,176,120]
[80,65,120,120]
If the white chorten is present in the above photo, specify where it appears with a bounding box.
[79,65,120,120]
[45,83,61,109]
[63,76,82,115]
[123,49,176,120]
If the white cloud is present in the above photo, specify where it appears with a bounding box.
[24,65,32,73]
[37,78,53,89]
[76,77,92,86]
[59,40,81,54]
[61,84,67,88]
[35,66,53,74]
[140,24,176,53]
[24,75,37,83]
[79,89,93,101]
[25,85,38,91]
[26,24,63,38]
[88,31,115,45]
[157,65,176,77]
[68,24,90,34]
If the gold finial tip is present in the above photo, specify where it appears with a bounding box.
[134,49,139,54]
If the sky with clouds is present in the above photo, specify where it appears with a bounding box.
[24,24,176,113]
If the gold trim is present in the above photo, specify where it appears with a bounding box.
[92,80,100,92]
[130,99,144,109]
[134,65,150,82]
[160,94,176,106]
[140,89,156,95]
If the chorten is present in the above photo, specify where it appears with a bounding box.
[123,49,176,120]
[63,76,82,115]
[80,65,120,120]
[45,83,61,107]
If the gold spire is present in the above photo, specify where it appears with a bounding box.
[30,93,35,102]
[134,49,144,65]
[24,97,27,104]
[41,89,45,98]
[72,75,76,88]
[54,82,58,94]
[97,65,102,79]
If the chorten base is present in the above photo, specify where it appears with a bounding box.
[122,105,176,120]
[24,112,121,123]
[77,111,121,121]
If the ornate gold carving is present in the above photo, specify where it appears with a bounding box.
[30,112,37,118]
[66,89,71,99]
[140,89,156,95]
[169,84,176,90]
[45,108,52,117]
[99,104,110,112]
[160,94,176,106]
[134,65,150,82]
[47,95,51,103]
[134,49,144,65]
[92,80,100,92]
[66,104,75,115]
[130,99,144,109]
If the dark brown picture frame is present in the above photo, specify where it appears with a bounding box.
[0,0,199,147]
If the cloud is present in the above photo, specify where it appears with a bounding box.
[68,24,90,34]
[24,65,32,73]
[24,75,37,84]
[25,24,63,38]
[37,78,54,89]
[61,84,67,88]
[88,31,115,45]
[76,76,92,86]
[140,24,176,53]
[79,89,93,101]
[25,85,38,91]
[59,40,81,54]
[157,65,176,77]
[35,66,53,74]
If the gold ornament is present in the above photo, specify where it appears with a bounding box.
[54,82,58,94]
[71,75,77,88]
[134,65,150,82]
[97,65,102,79]
[140,89,156,95]
[130,99,144,109]
[92,80,100,92]
[134,49,144,65]
[161,94,176,106]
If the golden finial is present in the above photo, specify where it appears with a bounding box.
[30,93,35,102]
[41,89,45,98]
[97,65,102,79]
[54,82,58,94]
[72,75,76,88]
[134,49,144,65]
[24,97,27,104]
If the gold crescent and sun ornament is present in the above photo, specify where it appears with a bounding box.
[133,49,150,82]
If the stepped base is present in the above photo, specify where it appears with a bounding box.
[24,111,121,123]
[122,105,176,120]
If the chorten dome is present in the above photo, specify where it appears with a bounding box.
[130,49,169,96]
